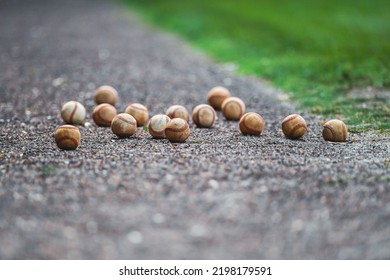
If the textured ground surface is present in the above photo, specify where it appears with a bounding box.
[0,0,389,259]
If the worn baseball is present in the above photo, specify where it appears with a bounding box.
[239,112,265,135]
[111,113,137,138]
[221,97,246,121]
[148,114,171,139]
[192,104,216,128]
[94,85,118,106]
[92,103,117,126]
[165,118,190,143]
[166,105,190,122]
[55,125,81,150]
[60,101,86,125]
[322,119,348,142]
[281,114,307,139]
[207,86,231,110]
[125,103,149,126]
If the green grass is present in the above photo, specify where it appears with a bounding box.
[124,0,390,132]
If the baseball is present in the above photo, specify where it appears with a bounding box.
[221,97,246,121]
[165,118,190,143]
[207,86,231,110]
[192,104,216,128]
[166,105,190,122]
[60,101,86,125]
[92,103,117,126]
[111,113,137,138]
[281,114,307,139]
[322,119,348,142]
[239,112,265,135]
[55,125,81,150]
[125,103,149,126]
[94,85,118,106]
[148,114,171,139]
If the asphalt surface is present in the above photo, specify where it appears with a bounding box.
[1,0,390,259]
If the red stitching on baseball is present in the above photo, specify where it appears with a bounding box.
[241,114,261,134]
[56,136,78,147]
[282,114,298,125]
[323,124,335,141]
[149,117,169,136]
[59,125,79,130]
[170,106,187,120]
[69,101,78,123]
[172,107,180,116]
[116,115,136,126]
[129,104,147,112]
[149,125,163,134]
[149,125,164,136]
[290,123,307,137]
[96,104,112,126]
[165,121,189,133]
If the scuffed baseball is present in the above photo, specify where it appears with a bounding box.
[192,104,216,128]
[166,105,190,122]
[221,97,246,121]
[148,114,171,139]
[92,103,117,126]
[111,113,137,138]
[125,103,149,126]
[322,119,348,142]
[55,125,81,150]
[281,114,307,139]
[207,86,231,110]
[95,85,118,106]
[165,118,190,143]
[239,112,265,135]
[61,101,86,125]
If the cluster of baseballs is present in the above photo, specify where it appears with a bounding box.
[54,85,348,150]
[208,87,348,142]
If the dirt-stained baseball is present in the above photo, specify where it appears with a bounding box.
[192,104,216,128]
[207,86,231,110]
[239,112,265,135]
[94,85,118,106]
[165,118,190,143]
[55,125,81,150]
[221,97,246,121]
[125,103,149,126]
[61,101,86,125]
[111,113,137,138]
[322,119,348,142]
[281,114,307,139]
[166,105,190,122]
[148,114,171,139]
[92,103,117,126]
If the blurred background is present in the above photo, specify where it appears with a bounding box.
[125,0,390,131]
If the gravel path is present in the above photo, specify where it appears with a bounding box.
[1,0,390,259]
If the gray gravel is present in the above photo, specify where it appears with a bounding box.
[1,0,390,259]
